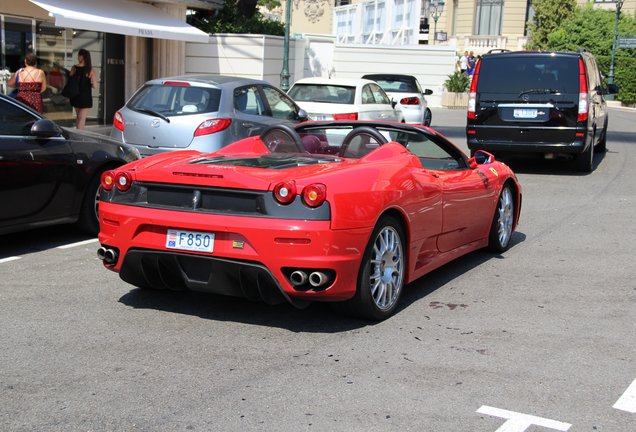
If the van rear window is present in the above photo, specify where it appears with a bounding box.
[477,56,579,94]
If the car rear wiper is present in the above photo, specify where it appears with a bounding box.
[518,88,559,97]
[136,108,171,123]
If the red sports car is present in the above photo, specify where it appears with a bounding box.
[97,121,521,320]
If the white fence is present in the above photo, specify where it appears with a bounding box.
[185,33,457,107]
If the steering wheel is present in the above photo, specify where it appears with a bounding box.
[339,126,388,158]
[260,124,304,153]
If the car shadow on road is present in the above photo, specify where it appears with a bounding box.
[499,150,607,175]
[118,230,527,332]
[0,225,94,259]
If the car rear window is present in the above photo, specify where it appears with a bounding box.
[288,84,355,104]
[477,56,579,94]
[128,84,221,116]
[372,79,416,93]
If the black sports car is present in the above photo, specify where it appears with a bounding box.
[0,94,140,235]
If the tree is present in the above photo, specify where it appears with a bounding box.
[545,3,636,104]
[188,0,285,36]
[526,0,577,50]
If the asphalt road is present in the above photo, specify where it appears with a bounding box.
[1,108,635,431]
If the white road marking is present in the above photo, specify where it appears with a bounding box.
[614,378,636,413]
[477,405,571,432]
[0,256,21,264]
[56,238,98,249]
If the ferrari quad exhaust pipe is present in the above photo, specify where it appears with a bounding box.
[97,247,119,265]
[309,271,329,288]
[290,270,308,286]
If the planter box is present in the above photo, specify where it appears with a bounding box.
[442,91,469,108]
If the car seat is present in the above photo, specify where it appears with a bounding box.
[182,87,204,112]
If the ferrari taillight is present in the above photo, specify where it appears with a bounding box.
[101,171,115,191]
[194,118,232,137]
[333,112,358,120]
[578,58,589,122]
[400,97,420,106]
[113,112,124,132]
[115,171,133,192]
[302,184,327,208]
[273,181,297,205]
[467,59,481,120]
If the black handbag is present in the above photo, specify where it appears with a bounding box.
[61,75,79,99]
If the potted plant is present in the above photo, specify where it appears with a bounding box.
[442,71,470,108]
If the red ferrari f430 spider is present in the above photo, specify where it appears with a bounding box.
[97,121,521,320]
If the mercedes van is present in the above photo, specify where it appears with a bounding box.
[466,50,618,172]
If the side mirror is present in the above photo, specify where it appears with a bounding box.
[607,83,619,95]
[469,149,495,168]
[297,108,309,122]
[391,99,397,109]
[423,89,433,96]
[31,119,63,138]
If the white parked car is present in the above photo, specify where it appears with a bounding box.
[362,74,433,126]
[287,77,404,122]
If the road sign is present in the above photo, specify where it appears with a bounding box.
[617,36,636,48]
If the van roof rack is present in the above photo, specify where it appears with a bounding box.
[487,48,511,54]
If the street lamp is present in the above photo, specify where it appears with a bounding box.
[280,0,292,91]
[430,0,445,45]
[607,0,624,101]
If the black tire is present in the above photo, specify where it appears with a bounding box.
[339,216,406,320]
[487,184,515,253]
[77,173,102,235]
[575,137,594,173]
[423,108,432,126]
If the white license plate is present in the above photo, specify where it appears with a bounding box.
[513,108,538,119]
[166,229,215,252]
[310,114,331,121]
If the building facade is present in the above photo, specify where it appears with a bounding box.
[0,0,219,126]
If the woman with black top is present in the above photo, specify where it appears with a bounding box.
[69,49,97,129]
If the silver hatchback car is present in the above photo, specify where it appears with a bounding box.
[111,75,308,156]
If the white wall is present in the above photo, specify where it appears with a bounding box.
[185,34,457,107]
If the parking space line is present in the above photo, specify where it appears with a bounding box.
[56,238,98,249]
[0,257,21,264]
[614,378,636,413]
[477,405,571,431]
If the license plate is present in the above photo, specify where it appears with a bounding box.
[310,114,331,120]
[166,229,214,252]
[513,108,538,119]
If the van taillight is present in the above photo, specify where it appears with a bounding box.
[113,112,124,132]
[578,58,589,122]
[467,60,481,120]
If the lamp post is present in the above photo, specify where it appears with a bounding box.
[430,0,445,45]
[607,0,624,101]
[280,0,292,91]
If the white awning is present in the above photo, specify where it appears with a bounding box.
[30,0,211,43]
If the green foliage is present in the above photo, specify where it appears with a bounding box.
[540,3,636,105]
[188,0,285,36]
[258,0,282,10]
[443,71,470,93]
[526,0,576,50]
[597,55,636,105]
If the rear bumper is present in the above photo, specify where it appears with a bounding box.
[467,137,587,154]
[98,202,371,304]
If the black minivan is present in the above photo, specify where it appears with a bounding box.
[466,50,618,172]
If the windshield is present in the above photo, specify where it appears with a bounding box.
[128,84,222,116]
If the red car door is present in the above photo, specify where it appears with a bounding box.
[435,168,497,253]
